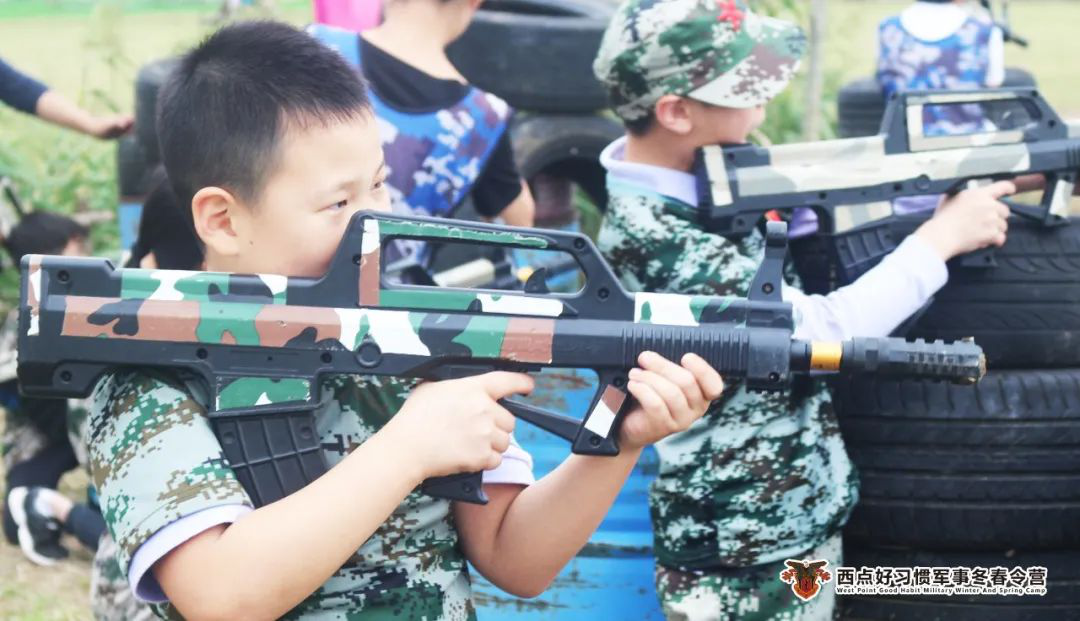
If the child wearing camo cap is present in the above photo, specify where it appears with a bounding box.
[592,0,1015,618]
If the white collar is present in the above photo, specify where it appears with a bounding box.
[600,136,700,206]
[899,2,972,41]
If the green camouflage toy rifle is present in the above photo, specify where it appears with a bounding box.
[695,87,1079,283]
[16,212,985,506]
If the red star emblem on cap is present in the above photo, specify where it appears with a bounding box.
[716,0,744,31]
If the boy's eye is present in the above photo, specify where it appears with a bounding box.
[373,176,387,191]
[329,199,348,211]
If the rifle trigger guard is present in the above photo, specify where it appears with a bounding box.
[500,399,580,443]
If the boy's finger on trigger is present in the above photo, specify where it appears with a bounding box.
[478,371,535,399]
[681,353,724,401]
[989,180,1017,198]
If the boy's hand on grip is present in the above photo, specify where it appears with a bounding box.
[916,180,1015,260]
[619,352,724,450]
[388,372,534,481]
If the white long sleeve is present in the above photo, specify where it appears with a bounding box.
[784,234,948,341]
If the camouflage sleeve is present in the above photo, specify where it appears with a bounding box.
[644,209,763,297]
[600,185,764,297]
[87,371,251,582]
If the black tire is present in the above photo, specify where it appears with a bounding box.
[510,113,622,213]
[837,78,884,139]
[788,234,835,295]
[898,216,1080,368]
[836,68,1039,138]
[840,545,1080,621]
[446,0,613,114]
[134,57,179,164]
[116,136,154,197]
[834,369,1080,551]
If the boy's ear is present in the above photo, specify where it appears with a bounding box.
[191,186,242,258]
[654,95,694,136]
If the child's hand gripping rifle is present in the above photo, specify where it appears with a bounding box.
[695,87,1080,283]
[16,212,985,507]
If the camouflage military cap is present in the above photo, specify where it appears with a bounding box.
[593,0,807,121]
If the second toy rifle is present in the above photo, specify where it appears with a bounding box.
[695,87,1079,283]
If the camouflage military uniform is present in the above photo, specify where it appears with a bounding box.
[89,370,478,620]
[593,5,854,615]
[597,184,857,619]
[655,533,841,621]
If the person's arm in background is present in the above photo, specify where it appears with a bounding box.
[0,57,132,139]
[474,133,535,227]
[35,91,133,139]
[498,181,535,227]
[784,182,1015,341]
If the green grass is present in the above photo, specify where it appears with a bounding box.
[0,0,311,19]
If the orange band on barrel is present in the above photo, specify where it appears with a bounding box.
[810,342,843,371]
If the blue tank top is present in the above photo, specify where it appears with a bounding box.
[309,24,510,215]
[876,12,995,137]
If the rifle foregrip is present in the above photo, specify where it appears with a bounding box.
[620,325,751,373]
[840,338,986,385]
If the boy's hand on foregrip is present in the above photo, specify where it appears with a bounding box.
[915,180,1015,260]
[387,372,534,480]
[619,352,724,450]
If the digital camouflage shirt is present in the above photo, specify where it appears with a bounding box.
[88,371,476,620]
[597,179,858,570]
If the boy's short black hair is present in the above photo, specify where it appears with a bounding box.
[624,111,657,137]
[157,20,371,229]
[3,211,88,265]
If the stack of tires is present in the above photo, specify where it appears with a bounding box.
[827,79,1080,618]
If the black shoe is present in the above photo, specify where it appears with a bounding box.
[7,487,68,566]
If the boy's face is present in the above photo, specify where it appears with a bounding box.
[227,113,389,278]
[686,99,767,147]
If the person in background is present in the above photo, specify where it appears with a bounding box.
[591,1,1014,617]
[309,0,535,268]
[0,57,132,139]
[0,212,106,567]
[877,0,1005,212]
